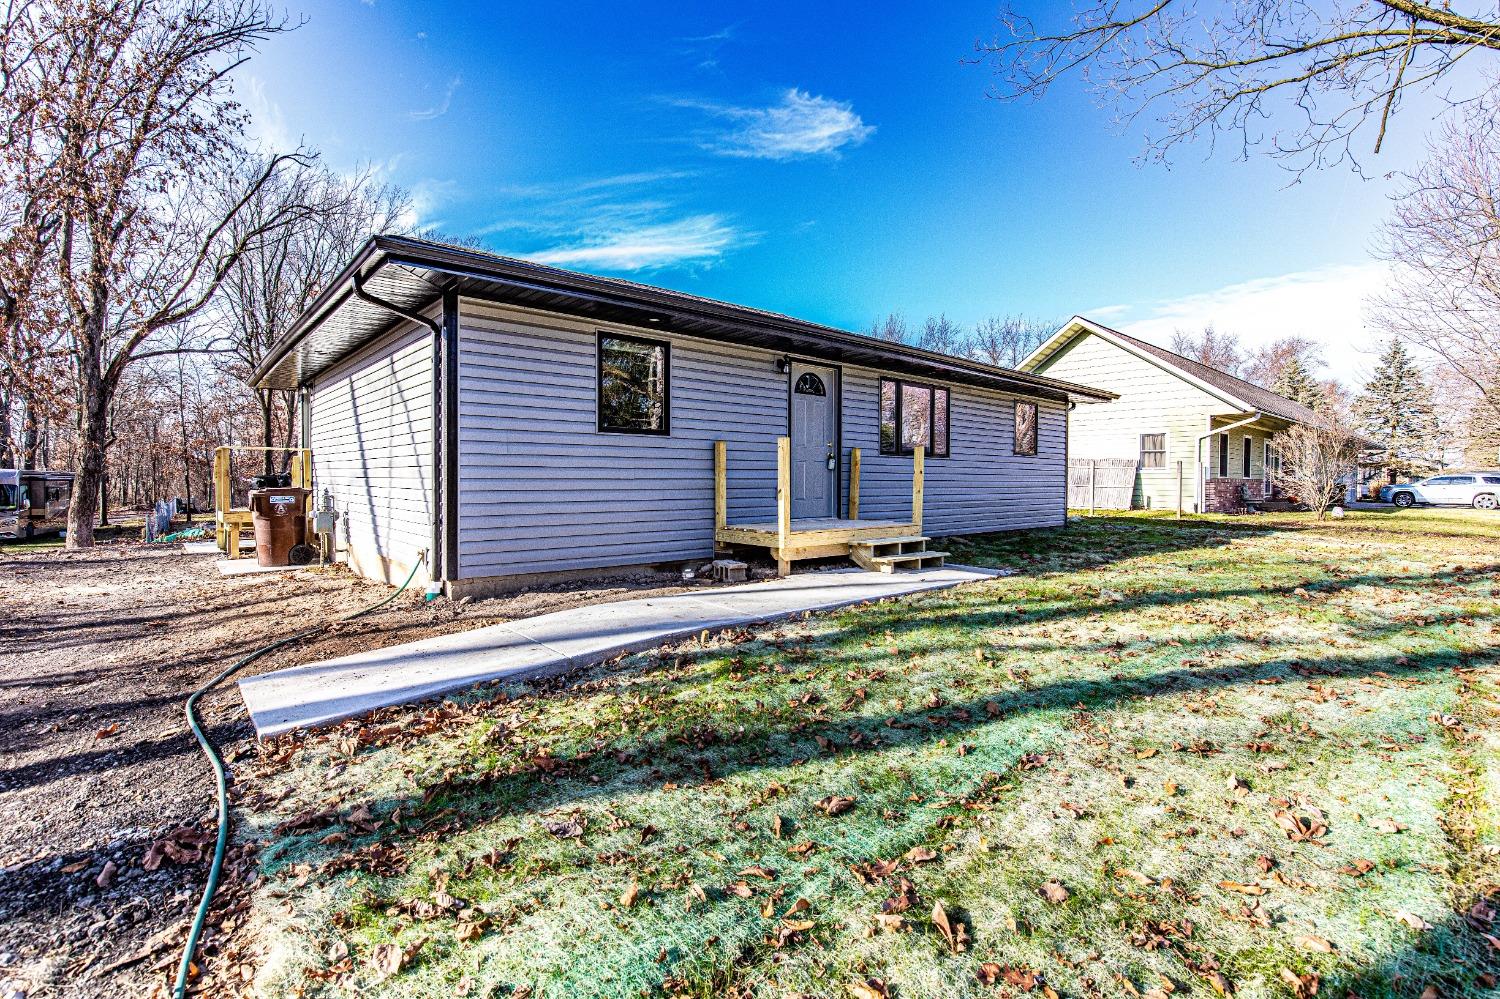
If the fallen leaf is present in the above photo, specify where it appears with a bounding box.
[94,723,121,739]
[1367,817,1407,834]
[1338,858,1376,877]
[1295,935,1334,953]
[739,864,776,880]
[1203,970,1233,996]
[846,979,889,999]
[817,795,856,817]
[1278,968,1319,999]
[370,937,427,981]
[1116,867,1155,885]
[1395,911,1433,931]
[620,883,639,909]
[931,898,969,953]
[905,846,938,864]
[542,817,585,839]
[1039,881,1070,904]
[1218,881,1266,896]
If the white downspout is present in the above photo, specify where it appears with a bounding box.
[1194,412,1262,513]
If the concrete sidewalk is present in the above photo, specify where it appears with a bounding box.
[238,565,1003,737]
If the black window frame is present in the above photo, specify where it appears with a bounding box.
[1217,432,1229,477]
[596,331,671,436]
[1139,433,1166,470]
[1242,435,1253,478]
[1013,400,1038,457]
[878,377,950,458]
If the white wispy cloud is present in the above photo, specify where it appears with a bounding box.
[523,214,749,271]
[1108,262,1391,382]
[409,76,462,121]
[242,76,295,153]
[677,88,874,160]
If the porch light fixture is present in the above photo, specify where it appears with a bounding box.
[775,355,791,373]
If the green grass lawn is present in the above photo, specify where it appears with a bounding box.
[236,509,1500,999]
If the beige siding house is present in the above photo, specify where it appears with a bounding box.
[1019,318,1321,513]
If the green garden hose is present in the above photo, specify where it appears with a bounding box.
[173,553,427,998]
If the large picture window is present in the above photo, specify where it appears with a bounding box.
[1014,401,1038,456]
[597,333,669,434]
[1140,433,1166,469]
[879,378,949,457]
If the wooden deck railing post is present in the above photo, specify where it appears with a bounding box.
[776,436,792,575]
[848,447,861,520]
[911,445,925,531]
[713,440,727,533]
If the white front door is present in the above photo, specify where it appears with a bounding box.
[789,362,838,520]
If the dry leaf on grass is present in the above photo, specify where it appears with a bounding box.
[931,899,969,953]
[1217,881,1266,896]
[846,979,889,999]
[1294,935,1334,953]
[542,816,585,839]
[1278,969,1319,998]
[369,937,426,981]
[1039,881,1070,904]
[816,795,856,816]
[1395,911,1433,931]
[905,845,938,864]
[620,883,639,909]
[1367,817,1407,834]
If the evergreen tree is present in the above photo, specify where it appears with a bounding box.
[1271,356,1324,408]
[1353,339,1439,477]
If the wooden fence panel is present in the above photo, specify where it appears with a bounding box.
[1068,458,1138,511]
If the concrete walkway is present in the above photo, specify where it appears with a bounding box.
[238,565,1003,737]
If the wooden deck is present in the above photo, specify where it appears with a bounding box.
[713,437,928,575]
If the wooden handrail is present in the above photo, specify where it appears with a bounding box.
[912,445,924,531]
[848,447,861,519]
[713,440,727,532]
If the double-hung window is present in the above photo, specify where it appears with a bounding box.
[1014,401,1038,456]
[879,378,949,456]
[597,333,669,434]
[1139,433,1166,469]
[1217,433,1229,477]
[1242,436,1253,478]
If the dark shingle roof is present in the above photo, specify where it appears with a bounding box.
[1089,320,1322,426]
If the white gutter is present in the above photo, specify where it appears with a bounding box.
[1193,412,1263,513]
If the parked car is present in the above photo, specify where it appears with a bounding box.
[1389,472,1500,510]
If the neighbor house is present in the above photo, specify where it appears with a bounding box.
[1019,317,1321,513]
[250,236,1114,597]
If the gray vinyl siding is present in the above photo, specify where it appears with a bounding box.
[455,298,1067,581]
[456,300,786,579]
[841,367,1067,533]
[308,320,435,579]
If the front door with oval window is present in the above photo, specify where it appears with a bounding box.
[790,362,838,519]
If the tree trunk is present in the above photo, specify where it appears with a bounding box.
[68,396,106,546]
[260,390,273,476]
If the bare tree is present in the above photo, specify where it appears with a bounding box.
[1371,103,1500,436]
[2,0,311,546]
[969,314,1059,368]
[1269,413,1365,519]
[981,2,1500,171]
[1171,325,1243,375]
[1244,336,1324,388]
[868,312,909,343]
[212,162,410,474]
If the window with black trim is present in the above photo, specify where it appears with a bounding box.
[1140,433,1166,469]
[1217,433,1229,477]
[878,378,948,456]
[1014,401,1038,456]
[1241,436,1253,477]
[597,333,669,434]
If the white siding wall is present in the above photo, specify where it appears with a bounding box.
[1036,333,1223,510]
[455,299,1068,582]
[308,321,435,583]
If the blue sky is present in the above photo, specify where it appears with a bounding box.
[245,0,1444,380]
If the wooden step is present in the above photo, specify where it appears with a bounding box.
[849,535,931,548]
[866,551,948,574]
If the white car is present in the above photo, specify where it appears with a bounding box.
[1390,472,1500,510]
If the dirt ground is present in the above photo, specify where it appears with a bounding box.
[0,535,724,999]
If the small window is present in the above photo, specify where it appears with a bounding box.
[597,333,669,434]
[879,378,949,457]
[1242,436,1252,478]
[1484,476,1500,485]
[1451,476,1476,484]
[1140,433,1166,469]
[793,372,826,396]
[1217,433,1229,477]
[1014,401,1038,457]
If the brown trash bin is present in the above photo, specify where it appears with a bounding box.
[248,487,309,567]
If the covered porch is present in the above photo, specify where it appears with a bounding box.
[713,438,943,575]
